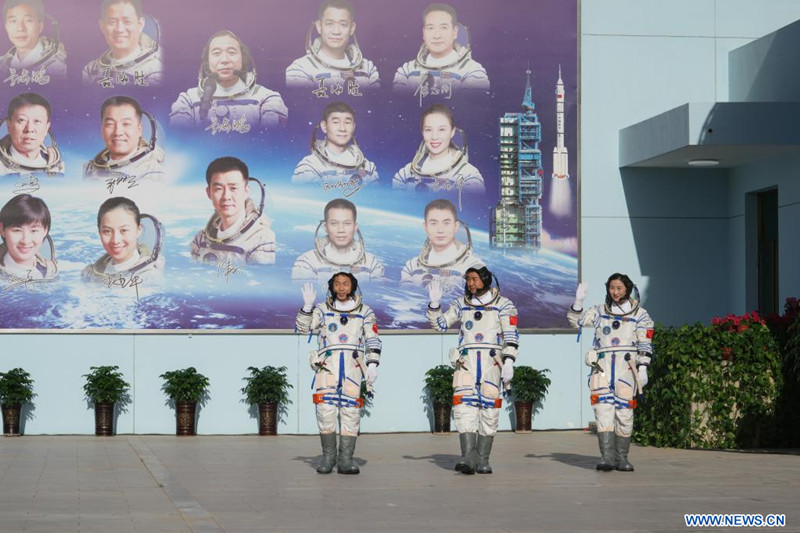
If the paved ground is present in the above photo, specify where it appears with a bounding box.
[0,430,798,532]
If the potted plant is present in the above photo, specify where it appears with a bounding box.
[160,367,210,436]
[82,366,131,436]
[424,365,455,433]
[509,366,551,432]
[0,368,35,436]
[241,365,293,435]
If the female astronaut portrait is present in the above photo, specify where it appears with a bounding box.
[393,104,485,195]
[0,193,57,281]
[82,196,164,286]
[170,30,287,132]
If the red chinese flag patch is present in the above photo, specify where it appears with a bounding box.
[646,329,654,339]
[372,324,379,333]
[509,316,518,326]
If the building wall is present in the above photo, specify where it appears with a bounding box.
[4,1,800,435]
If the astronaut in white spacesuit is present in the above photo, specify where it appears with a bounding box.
[1,0,66,82]
[0,92,63,177]
[83,95,164,183]
[401,198,483,292]
[170,30,287,132]
[191,156,276,266]
[292,198,384,282]
[393,3,489,95]
[82,196,164,286]
[427,266,519,474]
[0,193,57,281]
[567,273,654,472]
[393,104,484,194]
[291,101,378,190]
[285,0,379,93]
[296,272,382,474]
[82,0,163,87]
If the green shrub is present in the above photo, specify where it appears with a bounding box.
[83,366,130,404]
[424,365,455,405]
[160,367,210,403]
[0,368,35,406]
[241,366,293,406]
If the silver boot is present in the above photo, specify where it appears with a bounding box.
[316,433,337,474]
[475,434,494,474]
[337,435,360,474]
[596,432,615,471]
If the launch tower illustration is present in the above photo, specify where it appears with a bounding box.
[490,68,542,249]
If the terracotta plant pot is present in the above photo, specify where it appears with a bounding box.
[2,404,21,436]
[94,402,115,436]
[175,401,197,436]
[432,402,451,433]
[258,403,278,435]
[514,400,533,432]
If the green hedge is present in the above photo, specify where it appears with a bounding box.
[634,323,782,449]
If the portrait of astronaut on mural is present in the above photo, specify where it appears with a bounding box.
[0,193,57,284]
[401,198,483,293]
[286,0,380,95]
[292,198,384,283]
[82,195,165,289]
[170,30,288,134]
[393,103,484,196]
[292,101,378,194]
[393,2,489,99]
[191,156,276,267]
[82,0,163,88]
[1,0,66,84]
[83,95,165,188]
[0,92,63,178]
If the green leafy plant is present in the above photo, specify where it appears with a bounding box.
[0,368,35,406]
[634,323,782,449]
[424,365,455,405]
[241,366,293,405]
[83,366,130,404]
[509,366,551,404]
[160,367,210,403]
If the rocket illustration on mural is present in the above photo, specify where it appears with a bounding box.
[549,66,571,217]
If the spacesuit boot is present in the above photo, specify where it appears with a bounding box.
[615,436,635,472]
[317,433,337,474]
[596,431,616,471]
[337,435,360,475]
[475,434,494,474]
[457,432,477,475]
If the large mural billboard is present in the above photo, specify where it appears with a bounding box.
[0,0,578,330]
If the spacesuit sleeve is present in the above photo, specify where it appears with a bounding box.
[285,57,315,87]
[365,160,380,183]
[81,60,97,85]
[635,308,655,364]
[296,304,324,335]
[291,252,316,280]
[498,297,520,362]
[361,304,382,365]
[400,259,414,284]
[169,92,198,128]
[189,230,203,261]
[460,166,486,193]
[291,157,322,184]
[392,164,411,189]
[461,59,490,91]
[259,92,288,128]
[364,59,381,88]
[392,62,415,91]
[369,257,385,279]
[566,305,600,330]
[427,300,461,332]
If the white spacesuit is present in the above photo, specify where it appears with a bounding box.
[393,36,489,94]
[285,34,379,92]
[292,138,378,188]
[401,231,483,292]
[0,35,67,82]
[82,242,164,286]
[393,141,484,195]
[296,277,381,474]
[83,138,165,183]
[292,232,384,282]
[191,198,275,266]
[0,239,57,281]
[427,269,519,474]
[82,33,163,87]
[169,71,288,131]
[0,132,63,177]
[567,276,654,472]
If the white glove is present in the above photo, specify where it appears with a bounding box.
[637,366,649,389]
[428,279,443,308]
[301,282,316,311]
[501,359,514,382]
[366,363,378,385]
[573,282,589,310]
